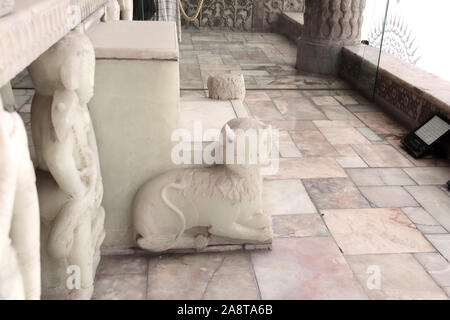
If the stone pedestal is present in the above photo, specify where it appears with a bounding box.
[296,0,366,75]
[87,21,180,249]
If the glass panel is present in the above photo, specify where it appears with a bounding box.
[357,0,390,100]
[378,0,450,82]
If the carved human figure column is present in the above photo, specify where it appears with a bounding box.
[28,29,105,300]
[104,0,120,21]
[117,0,133,20]
[0,99,41,300]
[296,0,366,75]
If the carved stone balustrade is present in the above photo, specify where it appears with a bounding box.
[0,0,107,88]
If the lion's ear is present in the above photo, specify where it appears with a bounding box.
[225,124,236,143]
[51,90,78,142]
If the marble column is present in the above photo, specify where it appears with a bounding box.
[28,29,105,300]
[296,0,366,75]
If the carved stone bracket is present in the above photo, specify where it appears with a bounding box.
[28,29,105,300]
[297,0,366,75]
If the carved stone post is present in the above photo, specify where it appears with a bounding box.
[0,99,41,300]
[117,0,133,20]
[28,29,105,300]
[296,0,366,75]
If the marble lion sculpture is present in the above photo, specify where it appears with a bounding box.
[28,30,105,299]
[133,118,273,252]
[0,100,41,300]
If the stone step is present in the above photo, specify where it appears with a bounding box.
[277,11,304,43]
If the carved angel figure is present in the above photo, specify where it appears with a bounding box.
[28,30,105,299]
[0,100,40,300]
[133,118,273,252]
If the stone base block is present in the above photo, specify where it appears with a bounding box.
[296,40,343,75]
[208,74,246,101]
[87,21,180,249]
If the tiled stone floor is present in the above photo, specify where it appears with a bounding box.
[12,30,450,300]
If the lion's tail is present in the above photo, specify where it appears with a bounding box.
[137,182,187,252]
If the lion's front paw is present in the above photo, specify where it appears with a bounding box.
[195,234,209,250]
[258,227,273,242]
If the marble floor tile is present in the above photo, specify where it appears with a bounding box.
[334,145,358,157]
[445,287,450,297]
[355,112,408,136]
[336,156,368,168]
[147,253,259,300]
[244,91,271,101]
[247,100,284,121]
[403,167,450,185]
[359,186,419,208]
[251,237,367,300]
[290,131,338,157]
[93,274,147,300]
[311,96,339,106]
[426,234,450,261]
[388,139,450,168]
[353,145,413,168]
[303,178,370,210]
[202,253,261,300]
[97,256,148,275]
[231,100,250,118]
[402,207,445,235]
[415,253,450,287]
[322,208,435,255]
[346,168,416,186]
[273,98,326,120]
[272,214,328,238]
[319,127,371,145]
[357,127,383,142]
[266,90,304,99]
[263,179,316,215]
[319,105,358,121]
[278,131,302,158]
[313,120,365,128]
[345,104,381,113]
[267,158,347,180]
[334,95,359,105]
[406,186,450,232]
[147,254,222,300]
[179,98,236,141]
[265,120,317,131]
[346,254,447,300]
[198,54,223,65]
